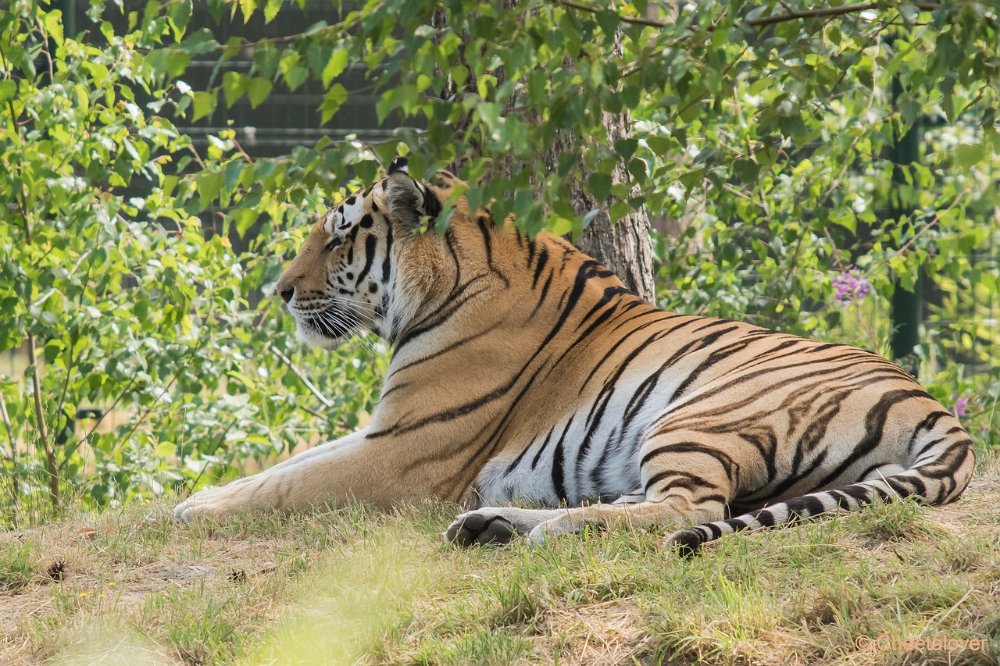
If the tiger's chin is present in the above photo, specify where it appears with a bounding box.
[292,309,362,350]
[296,322,350,350]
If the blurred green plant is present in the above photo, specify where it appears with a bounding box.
[0,0,996,526]
[0,2,387,526]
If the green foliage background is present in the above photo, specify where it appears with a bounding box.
[0,0,997,526]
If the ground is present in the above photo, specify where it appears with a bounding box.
[1,456,998,665]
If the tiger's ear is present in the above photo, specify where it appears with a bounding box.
[388,155,409,175]
[378,157,442,225]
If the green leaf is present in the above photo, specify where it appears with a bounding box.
[320,83,348,123]
[197,170,224,209]
[0,80,15,104]
[280,51,308,90]
[829,210,857,234]
[955,143,985,170]
[595,10,619,35]
[246,77,272,108]
[222,71,246,107]
[354,160,379,183]
[178,29,218,55]
[587,172,612,200]
[285,65,308,90]
[223,159,245,191]
[44,10,64,44]
[322,49,348,87]
[165,49,191,77]
[168,0,193,36]
[264,0,282,23]
[239,0,257,22]
[191,90,217,121]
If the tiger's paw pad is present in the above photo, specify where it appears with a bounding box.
[444,511,518,547]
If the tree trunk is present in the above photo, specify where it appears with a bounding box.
[437,8,657,304]
[575,206,655,303]
[565,114,655,303]
[536,112,656,303]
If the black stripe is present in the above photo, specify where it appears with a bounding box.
[381,222,393,283]
[827,490,855,508]
[858,462,887,481]
[422,186,442,217]
[919,441,973,478]
[551,417,574,502]
[644,469,721,492]
[670,334,757,400]
[389,327,494,376]
[724,518,749,532]
[579,314,693,392]
[354,233,378,286]
[786,495,826,521]
[742,449,830,502]
[576,286,632,330]
[528,272,554,319]
[445,228,461,291]
[529,426,558,470]
[753,509,776,527]
[641,443,739,480]
[885,476,920,498]
[842,484,870,502]
[904,410,951,455]
[661,356,896,432]
[477,217,508,286]
[532,248,549,289]
[812,389,927,489]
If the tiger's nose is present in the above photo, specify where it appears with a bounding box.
[278,285,294,304]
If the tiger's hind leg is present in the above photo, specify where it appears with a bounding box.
[444,506,566,546]
[444,492,651,545]
[447,432,748,546]
[443,498,687,547]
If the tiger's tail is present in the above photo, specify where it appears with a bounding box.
[668,424,976,556]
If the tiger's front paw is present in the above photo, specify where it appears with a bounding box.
[444,510,519,547]
[173,479,257,523]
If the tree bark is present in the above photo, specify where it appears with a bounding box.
[576,206,655,303]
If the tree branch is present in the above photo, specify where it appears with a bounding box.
[555,0,670,28]
[746,2,940,27]
[61,372,140,468]
[268,343,333,409]
[26,334,58,508]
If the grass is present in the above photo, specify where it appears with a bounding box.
[1,455,998,665]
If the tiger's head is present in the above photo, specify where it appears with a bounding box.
[275,157,456,348]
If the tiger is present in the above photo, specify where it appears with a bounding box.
[173,156,976,554]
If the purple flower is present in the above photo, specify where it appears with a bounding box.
[953,396,970,419]
[832,268,870,305]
